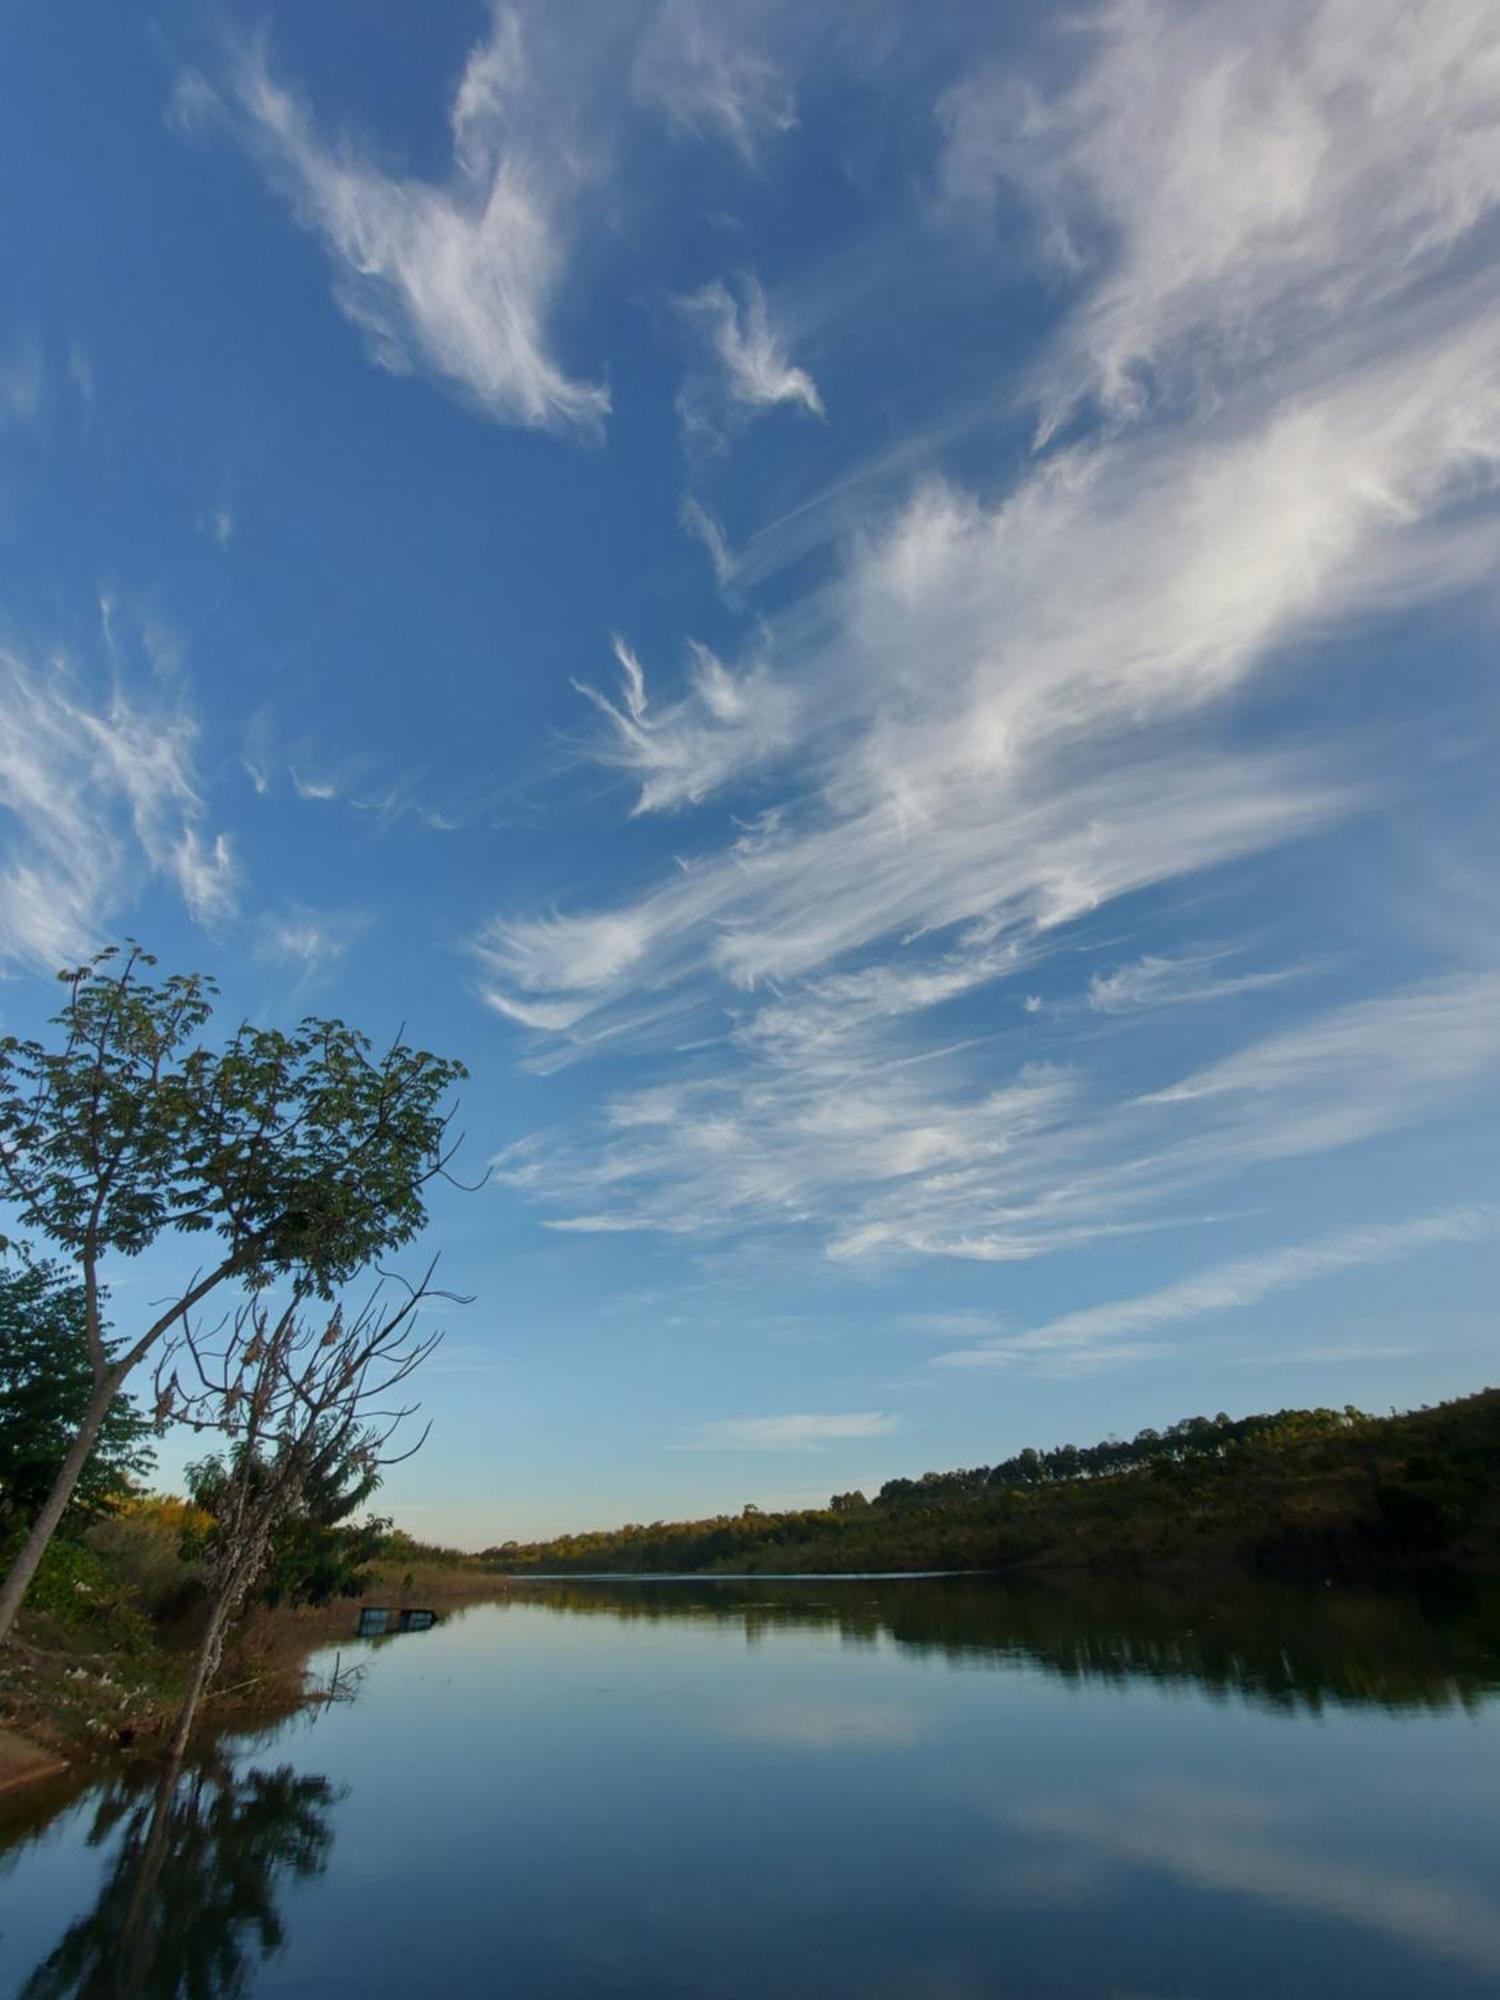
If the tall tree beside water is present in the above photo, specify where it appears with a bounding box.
[0,943,465,1643]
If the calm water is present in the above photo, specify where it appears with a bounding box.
[2,1575,1499,1998]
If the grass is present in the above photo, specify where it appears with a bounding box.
[0,1516,513,1777]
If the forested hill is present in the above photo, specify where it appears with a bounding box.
[483,1391,1500,1580]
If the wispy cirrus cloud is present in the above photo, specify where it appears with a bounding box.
[494,953,1500,1269]
[679,274,823,438]
[935,1204,1497,1370]
[571,634,796,813]
[1142,974,1500,1141]
[477,0,1500,1274]
[1088,948,1303,1014]
[634,0,796,162]
[679,495,739,596]
[689,1412,896,1452]
[943,0,1500,440]
[0,634,236,968]
[176,9,608,436]
[254,904,368,980]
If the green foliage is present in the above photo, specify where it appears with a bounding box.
[184,1434,389,1611]
[0,1261,154,1528]
[373,1528,475,1570]
[0,943,467,1304]
[15,1532,158,1659]
[485,1391,1500,1581]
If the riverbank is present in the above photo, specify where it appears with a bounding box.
[0,1535,511,1795]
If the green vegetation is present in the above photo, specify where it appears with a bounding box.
[0,942,465,1643]
[0,1266,468,1769]
[484,1390,1500,1579]
[0,1263,154,1533]
[0,1498,502,1769]
[184,1446,388,1614]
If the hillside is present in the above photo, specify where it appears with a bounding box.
[484,1390,1500,1579]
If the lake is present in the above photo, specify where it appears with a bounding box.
[3,1574,1499,1997]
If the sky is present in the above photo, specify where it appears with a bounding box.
[1,0,1498,1547]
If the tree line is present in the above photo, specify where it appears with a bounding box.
[865,1405,1366,1507]
[485,1392,1500,1578]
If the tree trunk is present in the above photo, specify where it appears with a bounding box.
[167,1586,238,1766]
[0,1252,240,1647]
[0,1368,124,1645]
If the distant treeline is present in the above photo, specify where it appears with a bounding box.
[481,1390,1500,1580]
[856,1406,1349,1507]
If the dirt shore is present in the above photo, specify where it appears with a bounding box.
[0,1727,69,1796]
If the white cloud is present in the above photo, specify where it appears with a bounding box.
[288,767,338,802]
[936,1204,1497,1369]
[0,640,236,967]
[634,1,796,162]
[171,828,238,930]
[571,634,796,813]
[492,956,1500,1268]
[482,747,1342,1033]
[254,904,366,977]
[1143,974,1500,1146]
[680,495,738,593]
[691,1412,896,1452]
[478,1,1500,1267]
[942,0,1500,440]
[680,274,823,435]
[187,11,607,435]
[1088,948,1302,1014]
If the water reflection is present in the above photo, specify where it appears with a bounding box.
[13,1750,339,1998]
[502,1570,1500,1713]
[1010,1780,1500,1979]
[4,1573,1498,2000]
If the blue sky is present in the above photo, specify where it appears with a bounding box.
[2,0,1498,1545]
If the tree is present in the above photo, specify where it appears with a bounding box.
[254,1453,388,1611]
[183,1439,389,1613]
[0,945,465,1643]
[0,1263,154,1533]
[155,1269,448,1758]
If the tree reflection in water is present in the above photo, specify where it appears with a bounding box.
[18,1748,339,1999]
[502,1571,1500,1715]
